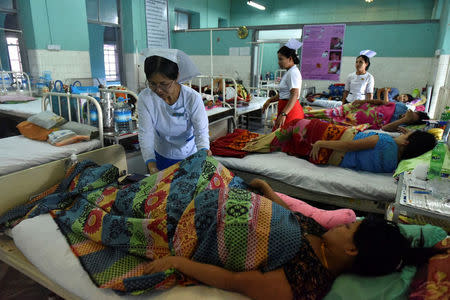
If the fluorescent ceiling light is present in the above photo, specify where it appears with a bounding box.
[247,1,266,10]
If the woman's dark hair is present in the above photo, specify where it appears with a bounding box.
[278,46,300,64]
[356,55,370,71]
[401,131,437,160]
[351,215,442,276]
[144,56,179,80]
[393,94,414,102]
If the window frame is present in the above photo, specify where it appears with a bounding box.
[6,35,22,72]
[174,10,190,30]
[103,43,120,82]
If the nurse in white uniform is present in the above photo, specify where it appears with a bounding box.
[311,51,375,108]
[262,38,304,130]
[138,48,210,174]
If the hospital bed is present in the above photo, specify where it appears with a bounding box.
[0,147,445,299]
[0,144,247,300]
[0,91,104,176]
[215,153,395,214]
[0,71,38,118]
[189,75,238,134]
[214,130,403,213]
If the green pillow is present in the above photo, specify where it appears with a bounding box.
[323,223,446,300]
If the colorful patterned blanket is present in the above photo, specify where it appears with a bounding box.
[0,151,302,295]
[270,119,355,164]
[211,119,366,165]
[305,102,396,129]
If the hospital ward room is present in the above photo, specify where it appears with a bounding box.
[1,0,450,299]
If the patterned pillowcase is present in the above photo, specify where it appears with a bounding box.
[59,121,99,139]
[27,111,66,129]
[47,130,76,145]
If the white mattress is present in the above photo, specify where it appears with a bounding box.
[0,98,42,118]
[206,106,232,116]
[0,136,101,176]
[236,97,267,115]
[12,214,248,300]
[215,152,397,201]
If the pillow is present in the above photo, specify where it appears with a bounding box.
[53,135,90,147]
[27,111,66,129]
[16,121,54,141]
[58,121,99,139]
[323,223,446,300]
[47,130,76,145]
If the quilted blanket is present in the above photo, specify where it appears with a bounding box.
[0,151,302,295]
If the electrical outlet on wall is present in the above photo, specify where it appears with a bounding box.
[435,49,441,56]
[47,44,61,51]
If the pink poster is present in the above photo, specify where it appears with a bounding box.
[300,24,346,81]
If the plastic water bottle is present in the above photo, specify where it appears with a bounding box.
[427,141,448,180]
[89,99,99,127]
[114,97,132,134]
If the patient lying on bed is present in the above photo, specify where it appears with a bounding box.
[304,101,428,130]
[211,119,436,173]
[0,150,445,300]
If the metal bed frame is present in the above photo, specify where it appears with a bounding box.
[189,75,238,131]
[42,91,104,147]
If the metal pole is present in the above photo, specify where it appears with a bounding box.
[210,30,213,76]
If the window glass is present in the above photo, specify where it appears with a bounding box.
[175,11,188,30]
[7,36,22,72]
[0,0,13,10]
[86,0,98,21]
[104,44,119,81]
[99,0,118,24]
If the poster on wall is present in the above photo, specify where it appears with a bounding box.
[145,0,170,48]
[300,24,345,81]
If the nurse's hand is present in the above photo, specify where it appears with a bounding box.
[352,100,365,107]
[273,115,286,129]
[147,161,159,175]
[207,149,213,156]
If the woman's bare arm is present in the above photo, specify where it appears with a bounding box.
[249,179,290,210]
[144,256,292,300]
[310,134,379,161]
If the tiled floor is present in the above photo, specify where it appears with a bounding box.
[0,262,61,300]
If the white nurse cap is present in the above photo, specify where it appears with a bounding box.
[359,49,377,58]
[140,48,201,83]
[285,38,303,50]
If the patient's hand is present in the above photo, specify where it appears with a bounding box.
[144,256,183,274]
[397,127,411,134]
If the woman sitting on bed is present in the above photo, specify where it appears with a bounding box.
[145,180,441,300]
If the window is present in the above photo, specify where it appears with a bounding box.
[104,44,119,82]
[6,36,21,72]
[86,0,118,24]
[174,11,189,30]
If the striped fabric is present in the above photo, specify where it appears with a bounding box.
[0,150,302,295]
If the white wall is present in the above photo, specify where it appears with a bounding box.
[303,56,435,95]
[190,55,252,87]
[27,50,92,83]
